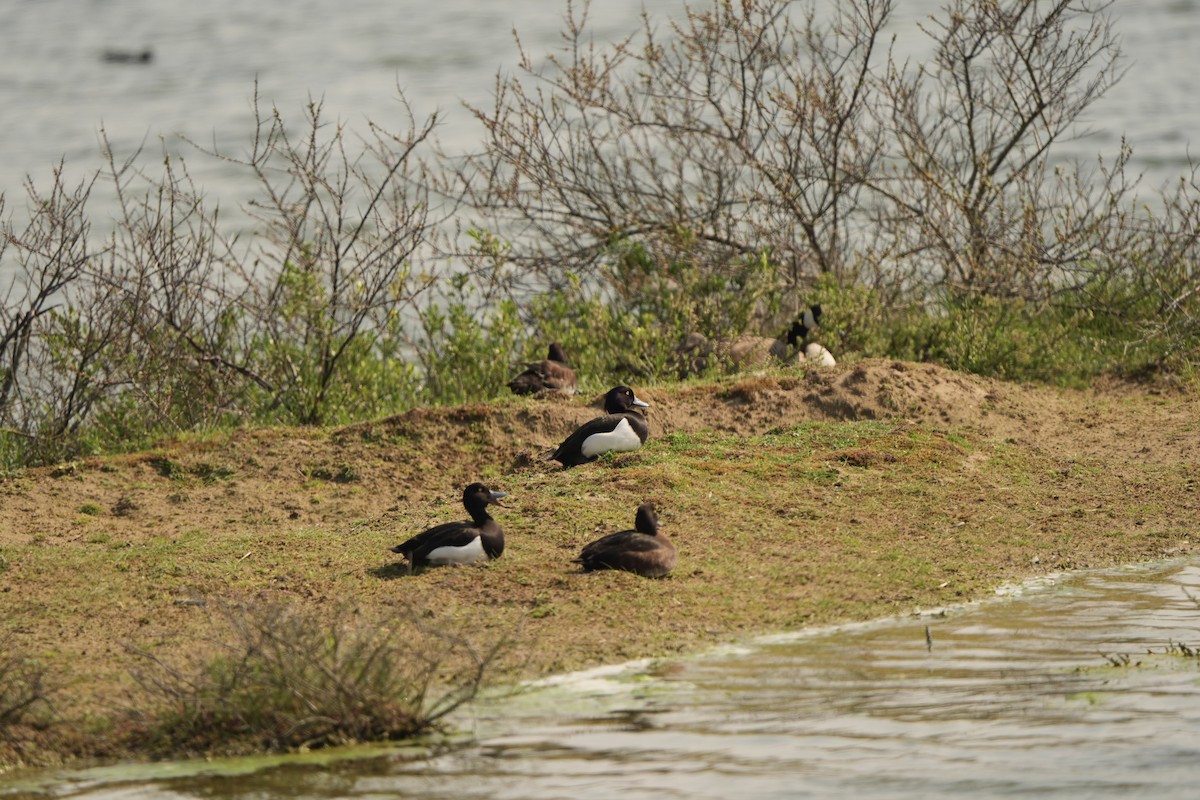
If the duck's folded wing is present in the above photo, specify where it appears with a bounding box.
[550,416,603,462]
[579,530,656,559]
[392,521,473,556]
[542,373,573,391]
[508,365,548,393]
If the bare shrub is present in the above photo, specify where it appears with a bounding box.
[462,0,890,303]
[1121,163,1200,374]
[0,647,49,728]
[94,136,249,435]
[123,599,513,756]
[0,167,102,465]
[457,0,1165,343]
[869,0,1129,297]
[184,89,447,425]
[1,88,448,466]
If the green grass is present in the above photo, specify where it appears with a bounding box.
[4,260,1198,474]
[192,463,237,484]
[2,373,1197,767]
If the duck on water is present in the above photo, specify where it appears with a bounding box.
[508,342,578,396]
[547,386,650,468]
[575,502,676,578]
[390,483,507,573]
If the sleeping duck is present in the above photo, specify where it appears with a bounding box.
[673,304,834,375]
[508,342,578,396]
[575,502,676,578]
[782,304,836,366]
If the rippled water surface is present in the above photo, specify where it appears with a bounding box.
[9,560,1200,799]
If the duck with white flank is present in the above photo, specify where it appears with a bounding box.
[783,304,836,367]
[672,304,834,376]
[575,502,676,578]
[390,483,507,572]
[548,385,650,468]
[782,304,822,351]
[508,342,578,396]
[801,341,837,367]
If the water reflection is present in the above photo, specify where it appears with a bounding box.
[9,561,1200,799]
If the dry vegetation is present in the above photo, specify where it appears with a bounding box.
[1,360,1197,767]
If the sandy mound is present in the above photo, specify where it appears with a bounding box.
[2,359,1190,552]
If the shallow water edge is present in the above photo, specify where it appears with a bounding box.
[7,557,1200,799]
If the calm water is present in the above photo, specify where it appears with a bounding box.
[1,0,1197,224]
[6,560,1200,798]
[0,0,683,213]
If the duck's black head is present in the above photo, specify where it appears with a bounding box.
[462,482,508,513]
[603,385,650,414]
[634,502,660,535]
[785,304,823,347]
[547,342,569,365]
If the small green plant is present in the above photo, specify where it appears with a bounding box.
[149,456,184,480]
[191,463,235,484]
[306,462,359,484]
[812,273,1178,386]
[412,272,525,405]
[78,502,103,516]
[1164,640,1198,659]
[112,496,137,516]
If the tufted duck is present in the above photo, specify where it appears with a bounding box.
[575,502,676,578]
[390,483,508,572]
[548,386,650,467]
[674,304,833,376]
[508,342,578,396]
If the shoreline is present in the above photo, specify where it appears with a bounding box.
[2,361,1198,770]
[11,555,1196,792]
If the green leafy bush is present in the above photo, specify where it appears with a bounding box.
[2,0,1198,468]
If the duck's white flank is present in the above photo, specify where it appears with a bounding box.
[804,342,837,367]
[581,417,643,458]
[424,536,487,565]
